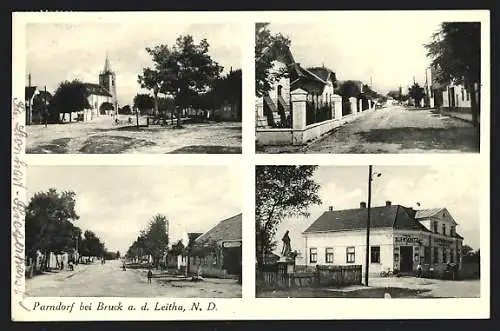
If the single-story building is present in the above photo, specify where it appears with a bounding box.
[189,213,242,278]
[302,201,464,278]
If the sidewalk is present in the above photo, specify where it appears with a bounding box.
[440,109,477,124]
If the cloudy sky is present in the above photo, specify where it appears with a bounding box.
[268,15,447,94]
[26,23,242,106]
[273,165,481,257]
[27,166,242,254]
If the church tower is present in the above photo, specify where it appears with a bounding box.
[98,52,117,111]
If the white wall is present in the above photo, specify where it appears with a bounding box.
[303,229,394,276]
[442,84,472,109]
[269,60,290,107]
[321,81,335,104]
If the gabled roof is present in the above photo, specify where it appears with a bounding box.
[303,205,430,234]
[307,67,337,85]
[415,208,458,225]
[25,86,38,101]
[83,83,112,97]
[415,208,444,219]
[195,213,242,245]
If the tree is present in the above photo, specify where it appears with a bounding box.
[80,230,106,258]
[133,94,154,113]
[255,23,291,97]
[255,166,322,268]
[99,101,114,114]
[119,105,132,115]
[425,22,480,127]
[336,80,362,99]
[408,83,425,107]
[49,80,90,122]
[141,214,169,268]
[138,35,223,127]
[25,189,80,271]
[32,90,53,123]
[116,251,121,259]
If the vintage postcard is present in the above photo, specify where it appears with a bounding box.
[11,10,490,322]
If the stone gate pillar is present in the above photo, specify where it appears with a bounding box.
[332,94,342,119]
[291,88,308,145]
[349,97,357,115]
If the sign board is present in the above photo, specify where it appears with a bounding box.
[395,235,422,245]
[222,241,242,248]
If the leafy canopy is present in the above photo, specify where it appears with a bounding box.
[50,80,90,114]
[255,166,321,265]
[255,23,291,97]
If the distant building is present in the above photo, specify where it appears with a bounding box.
[302,201,464,277]
[255,45,337,128]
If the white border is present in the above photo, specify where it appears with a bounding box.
[12,10,490,321]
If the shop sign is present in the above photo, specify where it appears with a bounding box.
[222,241,241,248]
[395,235,422,245]
[433,237,455,246]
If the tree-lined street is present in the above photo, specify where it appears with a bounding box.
[258,105,478,154]
[26,259,241,298]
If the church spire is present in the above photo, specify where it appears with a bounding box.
[103,51,111,73]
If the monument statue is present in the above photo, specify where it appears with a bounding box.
[281,230,292,257]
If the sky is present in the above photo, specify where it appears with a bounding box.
[268,16,446,94]
[273,165,481,258]
[27,166,242,255]
[25,23,243,106]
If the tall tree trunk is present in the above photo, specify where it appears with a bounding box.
[468,82,480,150]
[154,92,159,117]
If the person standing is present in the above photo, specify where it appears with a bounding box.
[147,268,153,284]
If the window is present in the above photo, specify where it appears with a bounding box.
[442,224,446,236]
[433,222,438,233]
[346,247,355,263]
[325,248,334,263]
[467,92,470,101]
[450,249,455,263]
[370,246,380,263]
[433,248,439,264]
[451,226,455,236]
[309,248,317,263]
[443,249,447,263]
[461,88,465,101]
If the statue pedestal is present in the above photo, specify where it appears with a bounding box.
[278,256,296,273]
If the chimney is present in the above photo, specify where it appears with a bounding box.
[386,200,392,206]
[328,206,333,212]
[360,202,366,209]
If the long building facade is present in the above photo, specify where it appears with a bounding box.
[302,201,464,277]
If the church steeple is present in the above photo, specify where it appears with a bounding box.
[103,51,111,73]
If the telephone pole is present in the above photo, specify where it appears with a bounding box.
[365,165,372,286]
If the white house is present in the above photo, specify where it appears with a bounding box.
[302,201,464,278]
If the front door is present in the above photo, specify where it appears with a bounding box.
[400,246,413,273]
[449,87,456,109]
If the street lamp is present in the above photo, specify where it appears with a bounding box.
[365,165,382,286]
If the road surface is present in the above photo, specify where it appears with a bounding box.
[259,106,479,153]
[26,260,241,298]
[26,115,242,154]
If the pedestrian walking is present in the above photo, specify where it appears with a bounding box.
[416,263,422,278]
[147,268,153,284]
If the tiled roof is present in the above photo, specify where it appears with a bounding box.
[195,213,242,245]
[415,208,444,219]
[303,205,430,234]
[83,83,112,97]
[307,67,337,84]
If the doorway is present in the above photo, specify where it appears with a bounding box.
[400,246,413,273]
[222,246,242,276]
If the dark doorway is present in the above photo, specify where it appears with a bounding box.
[449,87,456,109]
[400,246,413,273]
[222,246,242,275]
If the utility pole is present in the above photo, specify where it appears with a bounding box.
[365,165,372,286]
